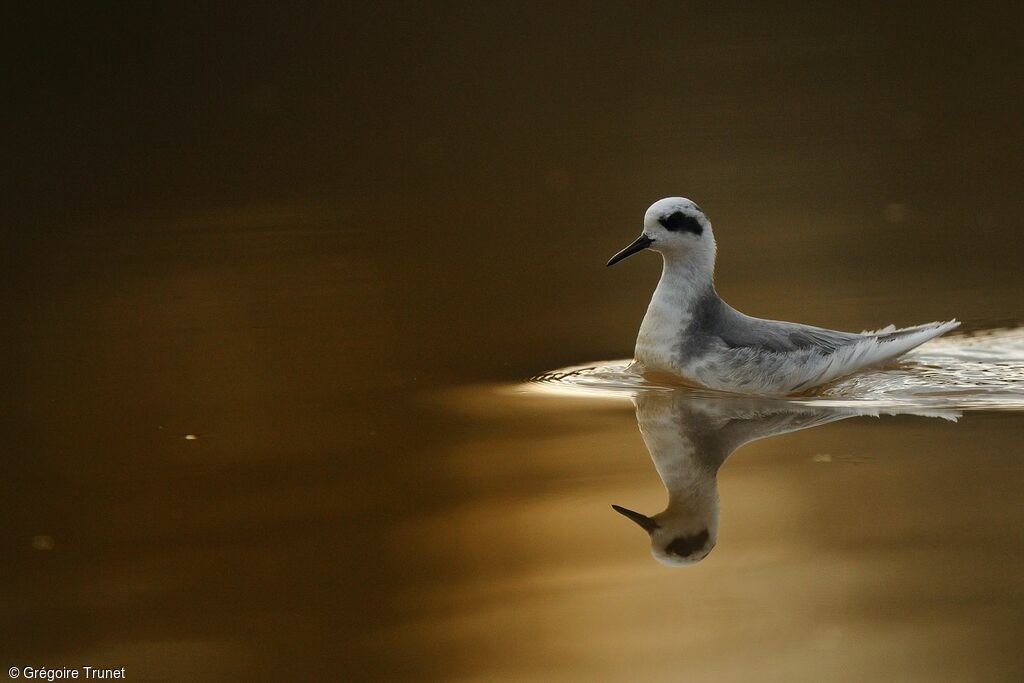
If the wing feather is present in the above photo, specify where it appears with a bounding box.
[701,315,960,394]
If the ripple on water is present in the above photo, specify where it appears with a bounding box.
[529,326,1024,411]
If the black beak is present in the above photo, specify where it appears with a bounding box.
[612,504,659,532]
[606,234,654,266]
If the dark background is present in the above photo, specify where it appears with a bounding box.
[2,3,1023,680]
[5,3,1023,380]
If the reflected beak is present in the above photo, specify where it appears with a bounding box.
[606,234,654,266]
[612,504,659,532]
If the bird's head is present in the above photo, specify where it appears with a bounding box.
[607,197,716,267]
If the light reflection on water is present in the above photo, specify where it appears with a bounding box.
[605,392,958,566]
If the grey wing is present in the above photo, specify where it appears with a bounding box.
[715,312,864,355]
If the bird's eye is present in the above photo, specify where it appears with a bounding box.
[659,211,704,235]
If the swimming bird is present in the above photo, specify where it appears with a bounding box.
[607,198,959,395]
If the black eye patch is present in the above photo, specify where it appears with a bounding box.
[658,211,704,235]
[665,529,710,558]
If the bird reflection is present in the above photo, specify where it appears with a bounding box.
[613,391,955,566]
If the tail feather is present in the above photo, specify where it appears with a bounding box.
[790,319,959,392]
[868,319,960,349]
[844,318,960,372]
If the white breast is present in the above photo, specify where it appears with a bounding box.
[635,295,689,371]
[633,261,703,374]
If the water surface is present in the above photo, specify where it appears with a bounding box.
[5,4,1024,681]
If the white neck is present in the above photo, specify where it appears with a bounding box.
[634,249,716,371]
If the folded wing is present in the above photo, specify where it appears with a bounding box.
[710,316,960,394]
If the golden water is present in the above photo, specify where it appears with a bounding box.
[4,3,1024,681]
